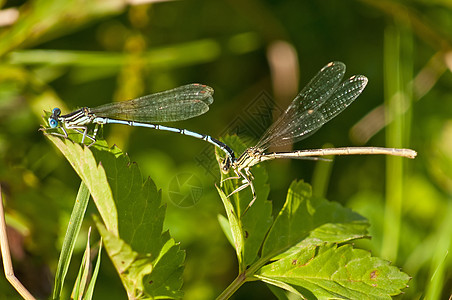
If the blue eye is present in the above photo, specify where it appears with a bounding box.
[49,118,58,128]
[52,108,61,116]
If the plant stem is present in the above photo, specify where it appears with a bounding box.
[217,255,271,300]
[216,272,248,300]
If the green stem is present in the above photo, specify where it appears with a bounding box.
[217,253,277,299]
[216,272,248,300]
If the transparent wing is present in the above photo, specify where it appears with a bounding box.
[281,75,368,145]
[90,83,214,122]
[255,61,346,150]
[269,75,368,148]
[318,75,368,126]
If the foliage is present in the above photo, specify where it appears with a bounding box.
[0,0,451,299]
[53,182,91,299]
[216,136,409,299]
[45,133,185,299]
[71,227,102,300]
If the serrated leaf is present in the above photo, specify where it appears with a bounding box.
[95,217,153,297]
[307,222,370,243]
[46,135,117,233]
[90,149,168,257]
[262,181,367,259]
[216,136,408,299]
[46,133,184,298]
[273,222,370,261]
[144,238,185,299]
[257,243,410,299]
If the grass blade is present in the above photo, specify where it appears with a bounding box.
[52,181,90,299]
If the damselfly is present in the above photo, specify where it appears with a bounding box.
[220,62,416,211]
[42,83,235,165]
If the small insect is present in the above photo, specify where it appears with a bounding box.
[41,84,235,164]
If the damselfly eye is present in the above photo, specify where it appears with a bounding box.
[52,108,61,116]
[49,118,58,128]
[221,158,231,173]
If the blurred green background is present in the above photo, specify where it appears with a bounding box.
[0,0,451,299]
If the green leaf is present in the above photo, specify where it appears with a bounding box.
[272,222,370,261]
[216,186,244,266]
[217,136,273,269]
[257,243,410,299]
[95,221,184,299]
[84,239,102,300]
[72,228,92,300]
[144,236,185,299]
[46,133,185,298]
[53,181,90,299]
[95,217,153,297]
[215,137,408,299]
[46,135,117,234]
[217,214,234,247]
[264,279,304,299]
[262,181,367,259]
[90,148,168,257]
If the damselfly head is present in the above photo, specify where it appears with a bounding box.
[52,108,61,116]
[220,157,232,174]
[48,108,61,128]
[48,117,58,128]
